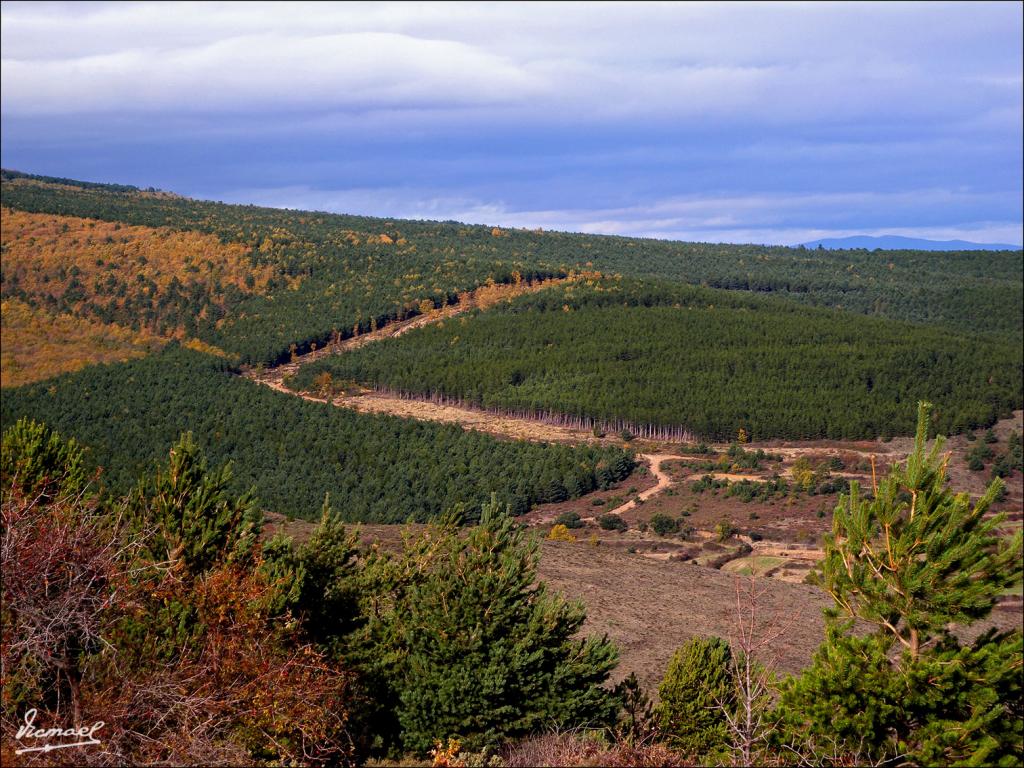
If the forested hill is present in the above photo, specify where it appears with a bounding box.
[290,278,1024,442]
[0,346,634,521]
[3,170,1021,374]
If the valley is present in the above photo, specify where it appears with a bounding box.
[2,170,1021,765]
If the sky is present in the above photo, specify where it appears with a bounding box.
[2,1,1022,246]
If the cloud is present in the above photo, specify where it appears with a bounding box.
[215,184,1023,247]
[2,2,1019,248]
[1,31,540,115]
[3,1,1020,126]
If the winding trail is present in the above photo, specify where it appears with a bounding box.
[606,454,678,516]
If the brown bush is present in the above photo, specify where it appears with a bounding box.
[503,731,692,767]
[1,477,360,766]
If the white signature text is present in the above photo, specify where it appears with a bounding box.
[14,708,105,754]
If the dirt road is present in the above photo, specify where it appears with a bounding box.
[607,454,678,515]
[243,282,690,511]
[244,275,648,447]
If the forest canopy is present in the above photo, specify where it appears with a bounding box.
[3,170,1020,376]
[0,346,634,522]
[290,279,1023,441]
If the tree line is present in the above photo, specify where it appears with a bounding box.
[3,170,1019,375]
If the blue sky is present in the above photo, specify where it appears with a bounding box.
[2,1,1021,246]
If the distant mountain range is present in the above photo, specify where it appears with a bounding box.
[799,235,1022,251]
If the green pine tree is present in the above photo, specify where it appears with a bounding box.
[353,496,619,755]
[657,636,735,758]
[128,432,262,576]
[0,417,89,501]
[776,402,1023,765]
[613,672,657,746]
[286,494,363,646]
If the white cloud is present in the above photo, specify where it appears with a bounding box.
[2,1,1018,247]
[215,183,1022,246]
[2,1,1020,124]
[1,30,540,114]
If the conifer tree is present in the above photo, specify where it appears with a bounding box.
[0,417,89,500]
[128,432,262,576]
[657,636,735,758]
[261,495,363,646]
[613,672,657,746]
[355,496,619,755]
[777,402,1023,765]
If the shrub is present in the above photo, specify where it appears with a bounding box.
[598,513,628,532]
[547,523,577,542]
[991,455,1012,479]
[650,513,680,536]
[554,511,585,529]
[504,731,688,768]
[715,521,736,542]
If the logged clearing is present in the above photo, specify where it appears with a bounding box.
[254,378,596,444]
[250,274,580,378]
[336,392,592,443]
[246,275,599,445]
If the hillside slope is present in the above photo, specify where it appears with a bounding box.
[288,278,1023,440]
